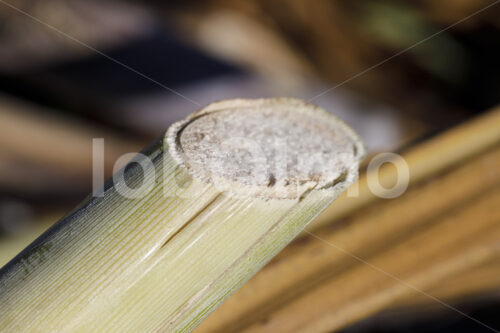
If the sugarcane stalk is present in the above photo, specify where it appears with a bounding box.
[0,98,364,332]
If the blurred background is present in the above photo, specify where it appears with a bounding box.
[0,1,499,332]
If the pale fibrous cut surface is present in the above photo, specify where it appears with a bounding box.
[168,98,364,199]
[0,98,364,332]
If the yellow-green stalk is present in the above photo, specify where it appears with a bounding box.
[0,98,364,332]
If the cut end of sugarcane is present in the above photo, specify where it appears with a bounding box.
[166,98,365,199]
[0,98,367,333]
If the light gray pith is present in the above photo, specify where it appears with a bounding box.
[166,98,365,199]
